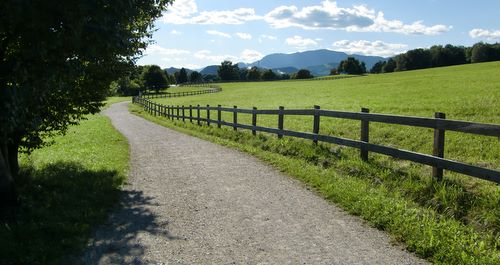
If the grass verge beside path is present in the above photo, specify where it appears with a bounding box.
[130,103,499,265]
[0,102,129,265]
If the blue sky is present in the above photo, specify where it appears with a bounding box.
[138,0,500,70]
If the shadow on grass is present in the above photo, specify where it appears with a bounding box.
[0,161,171,265]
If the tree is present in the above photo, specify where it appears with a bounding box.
[370,61,386,74]
[330,68,339,75]
[338,57,365,74]
[382,58,396,73]
[189,71,202,83]
[246,67,261,81]
[218,61,240,81]
[261,69,277,81]
[0,0,171,212]
[142,65,168,92]
[177,68,189,84]
[294,69,313,79]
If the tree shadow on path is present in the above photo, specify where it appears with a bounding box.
[80,189,184,265]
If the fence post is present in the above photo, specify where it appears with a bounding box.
[217,105,222,128]
[170,105,174,120]
[252,107,257,136]
[433,112,446,181]
[233,105,237,131]
[360,108,370,161]
[182,105,185,122]
[189,105,193,123]
[197,104,201,126]
[278,106,284,139]
[207,105,210,126]
[313,105,320,144]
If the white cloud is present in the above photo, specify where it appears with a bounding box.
[206,30,231,38]
[170,30,182,35]
[285,35,318,49]
[258,34,278,43]
[236,32,252,40]
[170,64,202,70]
[194,50,238,63]
[194,49,262,64]
[143,44,190,56]
[162,0,260,25]
[240,49,263,62]
[265,0,450,35]
[469,28,500,40]
[332,40,407,57]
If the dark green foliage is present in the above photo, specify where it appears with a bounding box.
[330,68,339,75]
[177,68,189,84]
[246,66,261,80]
[0,0,170,210]
[217,61,240,81]
[294,69,313,79]
[395,49,432,71]
[142,65,169,92]
[382,58,396,73]
[189,71,202,83]
[261,69,277,81]
[370,61,386,74]
[338,57,366,75]
[246,67,261,80]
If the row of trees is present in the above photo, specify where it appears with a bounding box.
[217,61,314,81]
[370,42,500,74]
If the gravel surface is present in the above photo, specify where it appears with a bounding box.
[81,101,427,264]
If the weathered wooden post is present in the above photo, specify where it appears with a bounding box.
[217,105,222,128]
[233,105,238,131]
[252,107,257,136]
[206,105,211,126]
[278,106,284,139]
[313,105,320,144]
[189,105,193,123]
[433,112,446,181]
[360,108,370,161]
[197,104,201,126]
[182,105,185,122]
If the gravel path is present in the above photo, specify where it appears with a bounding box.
[81,101,426,264]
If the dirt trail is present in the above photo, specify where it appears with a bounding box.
[81,101,426,264]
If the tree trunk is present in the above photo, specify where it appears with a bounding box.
[0,141,18,220]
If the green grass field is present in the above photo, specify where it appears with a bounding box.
[0,105,129,265]
[142,61,500,264]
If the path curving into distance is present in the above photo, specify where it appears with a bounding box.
[81,101,426,264]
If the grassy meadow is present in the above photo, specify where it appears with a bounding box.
[141,61,500,264]
[0,102,129,265]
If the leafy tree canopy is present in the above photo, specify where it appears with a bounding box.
[218,61,240,81]
[0,0,171,211]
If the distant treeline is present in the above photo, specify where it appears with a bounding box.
[370,42,500,74]
[111,42,500,96]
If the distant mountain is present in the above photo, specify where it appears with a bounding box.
[200,65,219,75]
[272,66,299,75]
[250,49,385,74]
[305,63,340,76]
[166,49,386,77]
[164,67,194,75]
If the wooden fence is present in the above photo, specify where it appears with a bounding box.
[132,96,500,184]
[141,86,222,99]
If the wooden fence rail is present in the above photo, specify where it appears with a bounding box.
[132,96,500,184]
[141,86,222,99]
